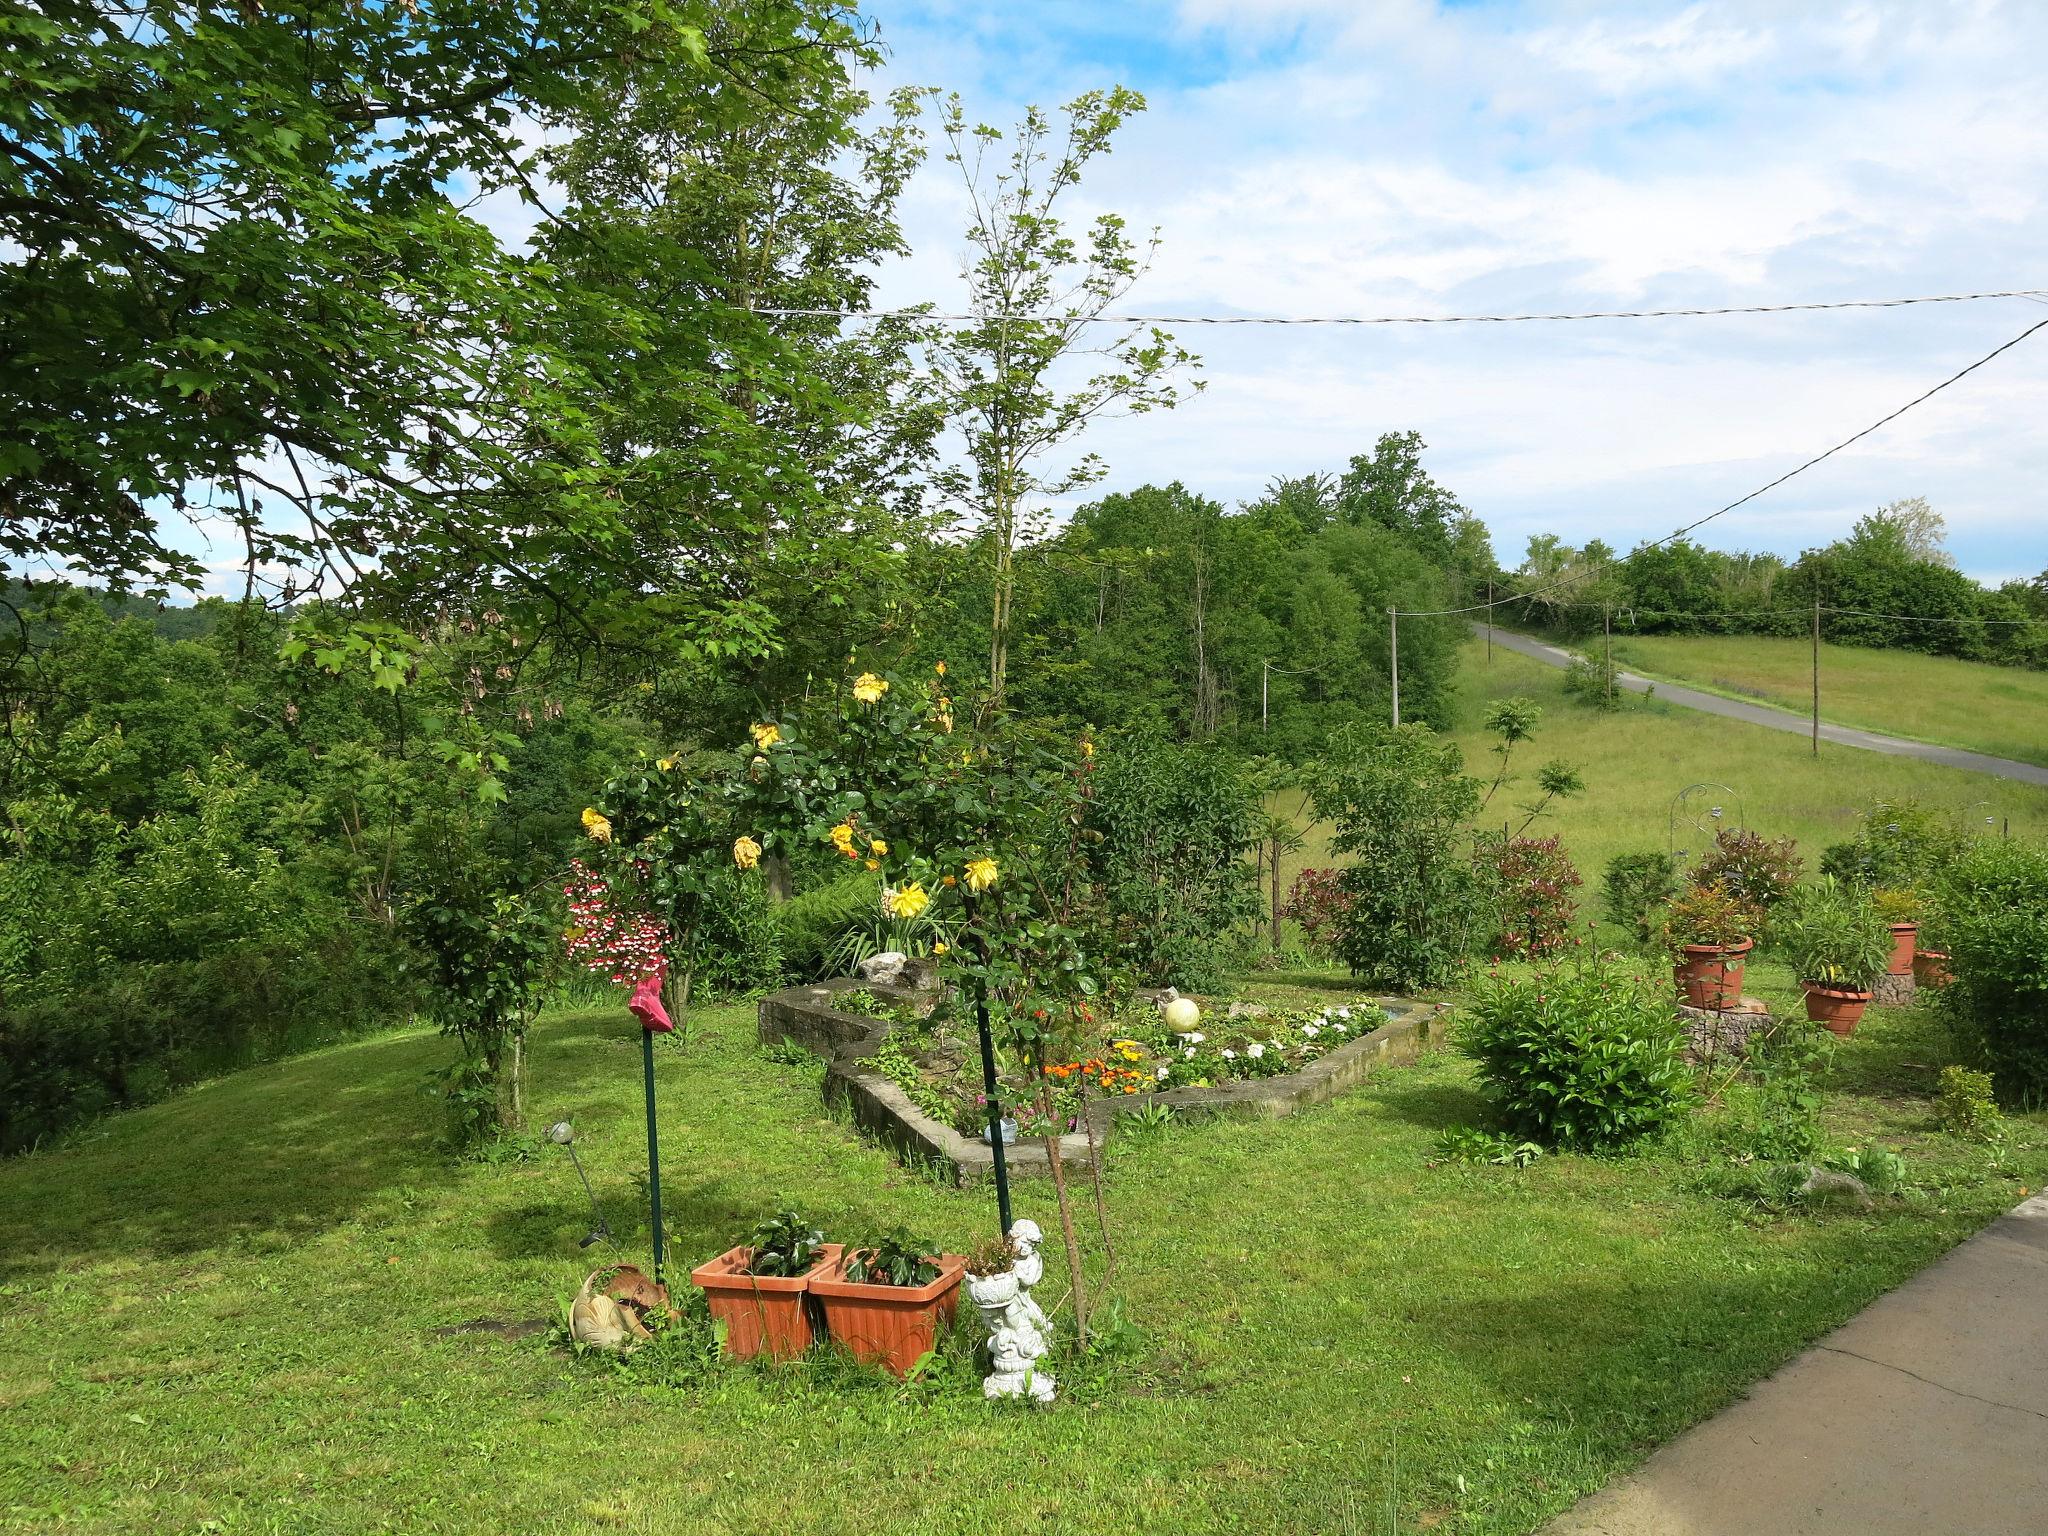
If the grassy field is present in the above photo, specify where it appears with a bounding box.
[1275,640,2048,927]
[2,982,2043,1535]
[1605,632,2048,769]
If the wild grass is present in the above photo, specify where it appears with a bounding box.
[1,986,2041,1534]
[1605,632,2048,769]
[1274,640,2048,935]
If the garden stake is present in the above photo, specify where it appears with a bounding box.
[641,1027,666,1284]
[974,981,1014,1237]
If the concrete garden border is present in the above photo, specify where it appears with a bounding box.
[759,976,1449,1186]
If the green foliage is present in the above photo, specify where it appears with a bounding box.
[1690,829,1804,932]
[1934,837,2048,1098]
[844,1229,942,1288]
[1934,1066,2003,1141]
[1834,797,1972,890]
[1306,722,1484,989]
[1087,738,1261,989]
[1432,1127,1545,1167]
[1458,956,1693,1151]
[1562,654,1627,709]
[1712,1023,1832,1162]
[1776,877,1891,990]
[1602,851,1680,947]
[774,871,883,983]
[743,1210,829,1278]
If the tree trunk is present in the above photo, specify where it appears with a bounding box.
[1271,836,1285,954]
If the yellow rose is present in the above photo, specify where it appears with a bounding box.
[865,858,880,871]
[657,755,677,771]
[932,941,948,956]
[852,672,889,704]
[580,808,613,844]
[887,883,931,920]
[828,822,857,857]
[732,836,762,871]
[750,722,782,751]
[963,857,999,894]
[934,661,947,676]
[869,838,889,856]
[1079,738,1095,759]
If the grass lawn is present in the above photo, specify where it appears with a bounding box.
[3,979,2043,1534]
[1605,632,2048,769]
[1274,640,2048,929]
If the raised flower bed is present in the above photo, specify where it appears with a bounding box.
[760,977,1445,1185]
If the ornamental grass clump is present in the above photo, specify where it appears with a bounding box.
[1458,955,1693,1151]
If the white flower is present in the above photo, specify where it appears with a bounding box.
[1248,1043,1265,1059]
[1333,1022,1349,1034]
[1221,1048,1236,1060]
[1180,1030,1205,1045]
[1155,1065,1169,1080]
[1337,1007,1352,1019]
[1183,1047,1196,1059]
[1303,1023,1320,1037]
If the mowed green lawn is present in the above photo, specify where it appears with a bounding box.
[1276,640,2048,923]
[2,984,2043,1535]
[1607,632,2048,769]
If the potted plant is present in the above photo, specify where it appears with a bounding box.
[688,1209,839,1361]
[809,1228,966,1378]
[1779,878,1893,1036]
[1870,887,1922,977]
[1912,897,1953,988]
[1663,881,1756,1009]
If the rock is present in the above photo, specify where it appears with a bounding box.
[1226,1001,1269,1021]
[1677,997,1771,1062]
[898,955,940,992]
[1797,1166,1873,1208]
[857,951,907,986]
[1873,972,1917,1009]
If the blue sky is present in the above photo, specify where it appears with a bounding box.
[859,0,2048,583]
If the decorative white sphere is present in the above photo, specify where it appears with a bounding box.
[1162,996,1201,1032]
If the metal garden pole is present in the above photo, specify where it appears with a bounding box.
[973,978,1014,1237]
[1389,607,1400,727]
[641,1027,666,1283]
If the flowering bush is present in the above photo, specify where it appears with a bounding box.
[562,860,667,985]
[1689,828,1803,934]
[1281,867,1352,957]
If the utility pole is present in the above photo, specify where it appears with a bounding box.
[1262,658,1269,734]
[1811,598,1821,757]
[1389,607,1400,728]
[1603,601,1613,706]
[1486,579,1494,665]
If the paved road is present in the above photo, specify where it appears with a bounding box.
[1542,1192,2048,1535]
[1477,624,2048,788]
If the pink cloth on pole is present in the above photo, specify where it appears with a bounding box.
[628,961,673,1034]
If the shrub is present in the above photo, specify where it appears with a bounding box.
[774,869,882,981]
[1933,837,2048,1098]
[1280,867,1351,957]
[1834,797,1972,889]
[1562,654,1626,709]
[1934,1065,2002,1140]
[1776,877,1892,990]
[1458,956,1693,1150]
[1602,850,1679,947]
[1480,833,1583,959]
[1305,723,1484,989]
[1689,829,1803,932]
[1087,738,1262,989]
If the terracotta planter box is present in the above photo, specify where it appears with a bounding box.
[689,1242,841,1361]
[1803,982,1872,1037]
[809,1252,966,1378]
[1674,939,1752,1010]
[1913,949,1953,988]
[1885,923,1918,977]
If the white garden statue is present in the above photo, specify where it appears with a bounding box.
[968,1218,1055,1404]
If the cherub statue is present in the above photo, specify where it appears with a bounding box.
[971,1218,1054,1403]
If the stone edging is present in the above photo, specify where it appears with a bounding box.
[758,977,1449,1186]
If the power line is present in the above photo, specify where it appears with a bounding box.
[754,287,2048,328]
[1394,312,2048,619]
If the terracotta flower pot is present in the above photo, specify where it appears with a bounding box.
[1673,938,1753,1010]
[809,1252,966,1378]
[1803,982,1872,1036]
[1885,923,1918,977]
[1912,949,1953,989]
[688,1242,840,1361]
